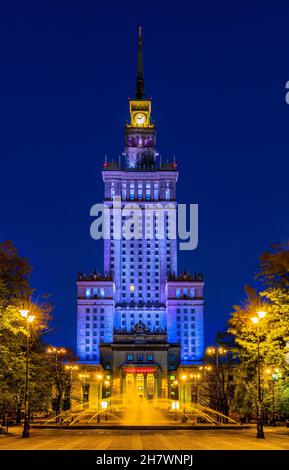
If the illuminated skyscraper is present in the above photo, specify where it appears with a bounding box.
[77,28,204,398]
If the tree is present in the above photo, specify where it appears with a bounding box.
[0,240,53,423]
[201,341,237,420]
[47,349,77,421]
[0,241,32,304]
[228,242,289,420]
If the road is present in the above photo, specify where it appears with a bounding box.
[0,426,289,450]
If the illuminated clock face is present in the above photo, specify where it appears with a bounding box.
[135,113,146,125]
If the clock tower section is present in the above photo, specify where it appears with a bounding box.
[125,26,156,169]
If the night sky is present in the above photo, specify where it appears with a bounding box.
[1,1,289,352]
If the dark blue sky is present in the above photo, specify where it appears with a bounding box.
[1,1,289,351]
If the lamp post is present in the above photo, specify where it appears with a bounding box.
[47,346,67,422]
[251,310,266,439]
[79,373,90,408]
[96,373,103,423]
[265,367,281,426]
[207,347,227,367]
[19,309,36,438]
[104,380,110,420]
[173,380,179,420]
[65,365,79,409]
[180,375,187,415]
[190,373,201,404]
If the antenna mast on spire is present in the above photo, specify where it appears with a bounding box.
[135,25,145,99]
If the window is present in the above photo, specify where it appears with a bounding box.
[86,308,90,314]
[137,354,143,362]
[147,354,153,361]
[129,183,135,200]
[127,354,133,361]
[154,182,159,200]
[145,183,151,200]
[86,288,91,298]
[169,354,175,361]
[176,288,181,299]
[111,183,115,199]
[100,288,105,298]
[138,182,143,199]
[122,183,127,200]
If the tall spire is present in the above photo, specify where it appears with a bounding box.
[135,25,145,99]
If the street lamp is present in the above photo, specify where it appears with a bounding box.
[19,309,36,438]
[173,380,179,420]
[171,400,180,421]
[207,346,227,367]
[79,373,90,408]
[96,373,103,423]
[104,380,110,421]
[251,309,267,439]
[265,367,281,426]
[180,374,187,415]
[47,346,67,422]
[47,347,67,369]
[65,365,79,408]
[190,373,201,404]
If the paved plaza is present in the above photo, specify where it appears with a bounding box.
[0,426,289,450]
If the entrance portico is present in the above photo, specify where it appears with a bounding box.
[122,366,158,401]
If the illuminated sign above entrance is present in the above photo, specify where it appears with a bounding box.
[123,367,156,374]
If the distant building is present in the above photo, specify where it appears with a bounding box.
[76,27,204,401]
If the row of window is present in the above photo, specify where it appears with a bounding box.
[114,253,170,259]
[176,308,195,314]
[85,288,105,299]
[85,308,105,314]
[120,269,169,278]
[85,321,104,328]
[121,313,160,318]
[122,292,159,299]
[122,320,160,327]
[86,330,103,336]
[114,240,171,247]
[127,353,154,362]
[110,182,172,201]
[175,287,195,298]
